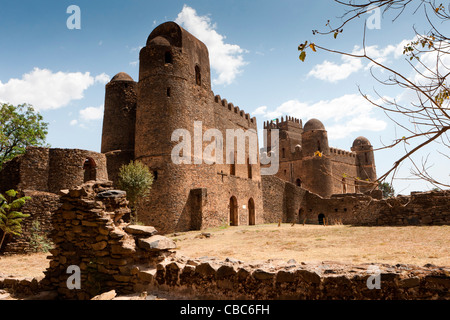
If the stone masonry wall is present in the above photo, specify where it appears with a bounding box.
[302,190,450,226]
[0,191,60,254]
[41,181,177,300]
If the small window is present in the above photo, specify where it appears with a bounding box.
[282,148,286,158]
[153,171,158,181]
[165,51,173,64]
[195,65,201,86]
[317,140,321,152]
[296,179,302,187]
[166,87,171,97]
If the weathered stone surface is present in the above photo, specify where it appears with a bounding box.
[253,269,275,281]
[138,235,176,252]
[276,270,296,283]
[91,290,117,300]
[91,241,108,251]
[125,225,158,237]
[97,190,126,199]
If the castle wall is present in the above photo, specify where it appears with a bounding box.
[329,147,360,194]
[261,175,306,224]
[133,22,264,234]
[301,190,450,226]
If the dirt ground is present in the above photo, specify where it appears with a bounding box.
[0,224,448,279]
[168,224,450,266]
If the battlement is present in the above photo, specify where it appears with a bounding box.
[213,94,256,124]
[263,116,302,129]
[330,147,356,158]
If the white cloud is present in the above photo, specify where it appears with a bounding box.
[252,106,268,115]
[175,5,247,85]
[0,68,109,111]
[70,119,78,126]
[308,56,363,82]
[255,94,387,140]
[308,38,417,82]
[79,105,104,121]
[94,73,110,84]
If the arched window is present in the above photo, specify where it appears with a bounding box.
[342,178,347,193]
[230,196,238,226]
[247,158,253,179]
[83,158,97,183]
[318,213,325,225]
[248,198,255,225]
[296,179,302,187]
[317,140,321,152]
[195,65,201,86]
[230,152,236,176]
[165,51,173,64]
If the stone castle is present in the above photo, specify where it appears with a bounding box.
[0,21,412,237]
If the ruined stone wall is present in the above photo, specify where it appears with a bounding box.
[47,149,108,194]
[0,147,108,194]
[41,181,177,300]
[0,191,60,254]
[0,147,50,193]
[301,190,450,226]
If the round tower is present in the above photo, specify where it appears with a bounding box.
[301,119,333,197]
[101,72,137,184]
[134,22,216,233]
[351,136,377,193]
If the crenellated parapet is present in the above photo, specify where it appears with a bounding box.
[263,116,302,130]
[329,147,357,159]
[213,94,256,124]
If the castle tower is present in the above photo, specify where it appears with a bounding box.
[134,22,216,233]
[101,72,137,184]
[351,136,377,193]
[301,119,333,197]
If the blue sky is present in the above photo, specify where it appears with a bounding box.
[0,0,448,194]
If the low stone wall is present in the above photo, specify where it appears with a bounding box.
[140,257,450,300]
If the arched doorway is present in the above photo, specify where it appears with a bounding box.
[83,158,97,182]
[248,198,255,225]
[230,196,238,226]
[318,213,325,225]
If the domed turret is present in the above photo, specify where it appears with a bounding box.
[351,136,377,193]
[110,72,134,82]
[352,136,371,148]
[301,119,332,197]
[303,118,325,132]
[101,72,138,184]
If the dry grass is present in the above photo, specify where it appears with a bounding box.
[169,224,450,266]
[0,252,49,278]
[0,224,448,279]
